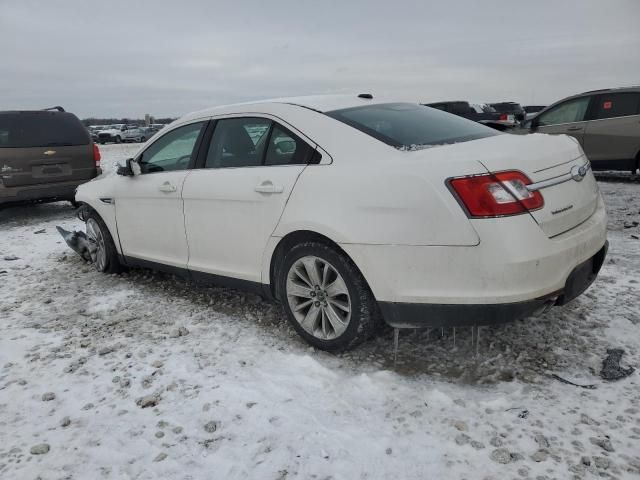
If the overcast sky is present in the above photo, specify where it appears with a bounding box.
[1,0,639,118]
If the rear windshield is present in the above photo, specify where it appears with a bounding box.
[0,112,90,148]
[326,103,498,150]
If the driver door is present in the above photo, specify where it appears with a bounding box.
[115,121,207,268]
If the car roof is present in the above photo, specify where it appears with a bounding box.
[181,94,403,121]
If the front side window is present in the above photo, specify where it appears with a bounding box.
[327,103,498,149]
[537,97,590,126]
[592,93,640,120]
[205,118,271,168]
[139,122,205,174]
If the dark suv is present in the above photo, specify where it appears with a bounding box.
[0,107,101,206]
[422,101,517,130]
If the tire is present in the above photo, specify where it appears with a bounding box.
[115,136,121,144]
[278,241,381,352]
[140,136,146,143]
[100,140,106,145]
[85,212,122,274]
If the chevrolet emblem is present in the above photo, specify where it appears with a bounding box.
[43,150,56,156]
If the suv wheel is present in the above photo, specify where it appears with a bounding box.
[140,136,146,143]
[85,213,122,274]
[115,136,122,144]
[279,242,380,351]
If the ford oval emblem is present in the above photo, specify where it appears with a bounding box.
[571,165,587,182]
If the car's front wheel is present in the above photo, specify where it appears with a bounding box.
[85,213,122,274]
[279,242,381,351]
[115,136,121,144]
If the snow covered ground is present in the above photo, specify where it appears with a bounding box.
[1,144,639,479]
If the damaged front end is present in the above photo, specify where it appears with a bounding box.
[56,204,97,263]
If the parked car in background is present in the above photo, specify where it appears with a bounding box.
[88,125,107,142]
[423,101,518,130]
[97,124,146,144]
[523,105,546,120]
[75,95,607,351]
[0,107,101,206]
[490,102,526,122]
[139,126,158,141]
[518,86,640,173]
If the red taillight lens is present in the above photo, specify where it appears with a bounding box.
[93,143,101,168]
[449,171,544,218]
[499,113,509,121]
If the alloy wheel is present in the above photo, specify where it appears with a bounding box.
[86,218,107,271]
[286,255,351,340]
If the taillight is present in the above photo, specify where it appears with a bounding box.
[499,113,509,121]
[93,143,101,168]
[449,171,544,218]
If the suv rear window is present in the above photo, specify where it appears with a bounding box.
[0,112,90,148]
[326,103,498,150]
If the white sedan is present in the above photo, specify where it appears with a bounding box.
[75,95,608,351]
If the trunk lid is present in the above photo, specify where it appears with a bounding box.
[445,133,599,237]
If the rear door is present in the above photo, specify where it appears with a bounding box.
[0,111,94,187]
[583,92,640,162]
[182,116,316,283]
[534,96,592,146]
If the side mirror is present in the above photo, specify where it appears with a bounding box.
[117,158,135,176]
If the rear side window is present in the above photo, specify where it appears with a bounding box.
[205,118,271,168]
[326,103,498,150]
[592,93,640,120]
[0,112,89,148]
[264,125,316,166]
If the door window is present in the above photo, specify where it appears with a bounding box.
[139,122,205,174]
[592,93,640,120]
[264,125,316,166]
[205,118,271,168]
[537,97,590,126]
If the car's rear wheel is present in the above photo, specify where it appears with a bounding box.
[279,242,380,351]
[115,136,121,144]
[140,136,146,142]
[85,213,122,274]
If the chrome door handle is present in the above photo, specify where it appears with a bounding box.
[566,126,583,131]
[158,182,177,193]
[255,181,283,194]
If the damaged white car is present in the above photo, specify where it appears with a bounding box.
[72,95,608,351]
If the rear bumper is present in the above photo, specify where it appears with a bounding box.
[0,175,98,205]
[341,194,608,328]
[378,242,607,328]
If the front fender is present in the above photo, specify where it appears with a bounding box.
[75,176,121,254]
